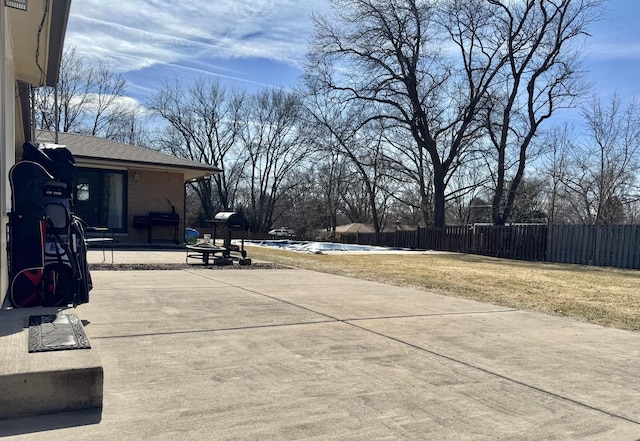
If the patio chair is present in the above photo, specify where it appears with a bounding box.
[76,217,114,264]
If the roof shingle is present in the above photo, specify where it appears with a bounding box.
[35,131,221,178]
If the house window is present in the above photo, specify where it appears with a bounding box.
[75,168,127,232]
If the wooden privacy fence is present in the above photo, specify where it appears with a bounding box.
[339,224,640,269]
[470,225,547,261]
[339,225,546,261]
[548,224,640,269]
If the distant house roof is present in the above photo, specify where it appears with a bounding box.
[35,131,222,181]
[335,223,376,234]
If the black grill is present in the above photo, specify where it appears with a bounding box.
[206,211,247,258]
[134,207,180,244]
[210,211,246,230]
[148,211,180,226]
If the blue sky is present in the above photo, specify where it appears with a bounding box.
[65,0,330,100]
[581,1,640,98]
[64,0,640,117]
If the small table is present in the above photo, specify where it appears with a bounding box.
[186,244,227,264]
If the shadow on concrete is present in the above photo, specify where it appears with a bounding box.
[0,408,102,436]
[0,312,25,337]
[0,305,70,337]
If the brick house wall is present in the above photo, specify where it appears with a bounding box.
[33,131,219,246]
[126,168,185,244]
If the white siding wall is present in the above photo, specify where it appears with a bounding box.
[0,6,16,306]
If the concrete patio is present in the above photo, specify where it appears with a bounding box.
[1,248,639,440]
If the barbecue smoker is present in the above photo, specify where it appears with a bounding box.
[207,211,248,259]
[133,199,180,244]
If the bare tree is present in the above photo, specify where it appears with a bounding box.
[317,149,351,234]
[304,86,394,236]
[105,104,153,148]
[306,0,600,227]
[33,46,91,132]
[539,124,574,223]
[274,165,334,239]
[33,46,146,142]
[561,95,640,224]
[300,119,354,234]
[148,78,246,219]
[307,0,483,227]
[482,0,601,225]
[239,89,311,233]
[445,157,493,225]
[85,61,127,137]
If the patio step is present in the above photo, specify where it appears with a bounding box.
[0,308,103,420]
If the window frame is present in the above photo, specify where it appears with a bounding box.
[74,167,128,233]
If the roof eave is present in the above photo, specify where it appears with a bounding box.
[73,155,222,182]
[9,0,71,87]
[46,0,71,86]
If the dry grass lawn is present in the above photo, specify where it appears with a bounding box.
[246,246,640,332]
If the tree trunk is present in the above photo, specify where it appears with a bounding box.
[432,165,446,228]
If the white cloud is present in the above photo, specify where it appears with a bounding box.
[66,0,330,73]
[586,42,640,61]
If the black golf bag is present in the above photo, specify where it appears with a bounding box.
[7,142,92,308]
